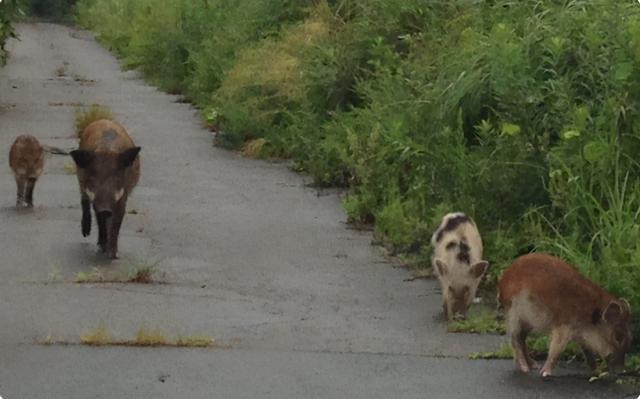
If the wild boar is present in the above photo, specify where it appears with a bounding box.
[70,119,140,259]
[9,134,44,208]
[498,253,632,377]
[431,212,489,320]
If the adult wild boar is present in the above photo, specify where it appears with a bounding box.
[431,212,489,321]
[9,134,44,208]
[70,120,140,259]
[498,253,632,377]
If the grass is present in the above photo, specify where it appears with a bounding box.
[448,308,505,335]
[241,138,267,158]
[48,264,62,282]
[74,104,114,136]
[469,337,581,361]
[76,326,219,348]
[469,343,513,360]
[74,267,105,283]
[72,259,159,284]
[126,263,155,284]
[63,162,76,174]
[80,325,110,346]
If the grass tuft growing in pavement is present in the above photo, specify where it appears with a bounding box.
[72,259,159,284]
[74,104,114,136]
[80,325,111,346]
[469,337,581,361]
[75,267,105,283]
[134,328,168,346]
[72,326,219,348]
[125,260,157,284]
[448,308,505,335]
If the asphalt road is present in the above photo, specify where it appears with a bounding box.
[0,23,636,399]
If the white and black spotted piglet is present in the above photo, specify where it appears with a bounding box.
[431,212,489,321]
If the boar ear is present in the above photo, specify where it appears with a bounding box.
[119,147,141,168]
[434,258,448,277]
[603,301,624,324]
[70,150,94,169]
[620,298,631,315]
[470,260,489,279]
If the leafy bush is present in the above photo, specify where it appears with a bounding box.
[0,0,18,65]
[28,0,76,19]
[76,0,640,342]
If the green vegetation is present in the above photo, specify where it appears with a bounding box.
[0,0,19,65]
[448,308,505,335]
[22,0,75,20]
[470,337,580,362]
[74,104,114,135]
[75,0,640,345]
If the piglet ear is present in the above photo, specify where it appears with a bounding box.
[620,298,632,315]
[119,147,141,168]
[434,258,448,277]
[70,150,94,169]
[603,301,624,324]
[470,260,489,279]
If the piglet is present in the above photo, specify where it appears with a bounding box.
[431,212,489,321]
[498,253,632,377]
[9,134,44,208]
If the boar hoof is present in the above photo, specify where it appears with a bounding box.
[518,362,530,373]
[82,221,91,237]
[540,369,553,378]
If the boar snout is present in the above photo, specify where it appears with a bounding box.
[97,210,112,219]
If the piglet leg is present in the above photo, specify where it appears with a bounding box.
[540,327,571,377]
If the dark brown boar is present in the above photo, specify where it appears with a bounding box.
[70,119,140,259]
[9,134,44,208]
[498,253,632,377]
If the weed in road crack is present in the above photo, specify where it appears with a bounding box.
[469,337,580,361]
[80,325,111,346]
[74,104,114,136]
[63,162,76,174]
[67,326,222,348]
[448,308,505,335]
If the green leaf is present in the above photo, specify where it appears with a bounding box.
[583,141,607,163]
[500,123,521,136]
[561,129,580,140]
[614,62,633,81]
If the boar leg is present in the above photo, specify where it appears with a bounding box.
[25,178,36,207]
[94,204,108,253]
[540,327,571,377]
[81,195,91,237]
[107,200,126,259]
[580,345,597,371]
[15,177,26,207]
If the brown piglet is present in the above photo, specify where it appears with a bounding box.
[498,253,632,377]
[70,119,140,259]
[9,134,44,208]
